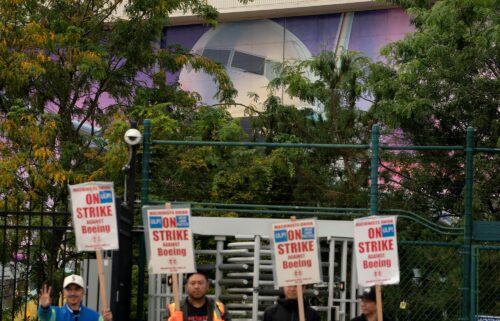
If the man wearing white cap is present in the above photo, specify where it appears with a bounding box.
[38,274,113,321]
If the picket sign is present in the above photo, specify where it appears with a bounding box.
[354,215,400,321]
[271,216,322,321]
[141,202,196,313]
[69,181,120,313]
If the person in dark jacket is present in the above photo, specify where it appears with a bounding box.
[262,285,321,321]
[350,287,391,321]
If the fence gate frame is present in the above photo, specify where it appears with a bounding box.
[146,216,357,321]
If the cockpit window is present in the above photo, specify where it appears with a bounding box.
[202,48,231,66]
[231,51,265,75]
[264,60,279,80]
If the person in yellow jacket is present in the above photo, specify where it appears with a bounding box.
[166,271,231,321]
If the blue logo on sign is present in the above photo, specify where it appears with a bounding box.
[99,190,113,203]
[176,216,189,228]
[302,227,315,240]
[149,216,162,229]
[274,230,288,243]
[382,224,395,237]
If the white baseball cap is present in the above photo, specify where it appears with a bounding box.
[63,274,85,289]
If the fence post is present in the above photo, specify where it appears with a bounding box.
[462,127,474,321]
[111,121,138,320]
[370,124,380,215]
[137,119,152,321]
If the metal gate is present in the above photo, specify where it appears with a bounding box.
[146,216,359,321]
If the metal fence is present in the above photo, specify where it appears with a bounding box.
[0,204,113,321]
[473,246,500,319]
[1,120,499,321]
[138,119,500,321]
[384,241,463,321]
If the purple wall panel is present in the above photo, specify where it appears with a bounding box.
[349,8,414,60]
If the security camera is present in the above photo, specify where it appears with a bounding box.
[124,128,143,146]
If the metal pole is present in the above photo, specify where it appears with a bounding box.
[327,238,335,321]
[215,236,226,299]
[137,119,152,321]
[111,121,138,320]
[462,127,474,321]
[252,235,261,321]
[369,124,380,215]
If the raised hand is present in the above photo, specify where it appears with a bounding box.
[39,284,52,308]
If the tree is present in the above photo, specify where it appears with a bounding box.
[0,0,236,311]
[134,50,375,209]
[249,50,375,207]
[368,0,499,222]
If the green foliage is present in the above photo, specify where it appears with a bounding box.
[0,0,238,319]
[269,50,372,142]
[139,49,376,209]
[368,0,499,222]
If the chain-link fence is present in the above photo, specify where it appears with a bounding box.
[383,242,463,321]
[474,246,500,318]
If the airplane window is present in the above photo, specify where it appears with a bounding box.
[231,51,265,75]
[202,48,231,66]
[264,60,278,80]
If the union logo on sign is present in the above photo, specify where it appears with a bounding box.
[149,216,162,229]
[381,224,395,237]
[301,227,315,240]
[176,216,190,228]
[99,190,113,203]
[274,230,288,243]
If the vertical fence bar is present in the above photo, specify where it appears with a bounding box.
[0,201,7,321]
[340,240,348,321]
[251,235,261,321]
[24,210,33,321]
[369,124,380,215]
[215,236,225,299]
[137,119,152,321]
[463,127,474,321]
[12,203,20,321]
[327,238,335,321]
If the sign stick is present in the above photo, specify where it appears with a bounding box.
[290,216,306,321]
[95,249,109,313]
[165,202,181,311]
[172,273,181,311]
[376,284,384,321]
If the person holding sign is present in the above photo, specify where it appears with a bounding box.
[350,287,392,321]
[38,274,113,321]
[262,286,321,321]
[166,271,231,321]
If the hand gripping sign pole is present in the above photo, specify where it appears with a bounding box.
[69,182,120,315]
[354,215,400,321]
[271,216,322,321]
